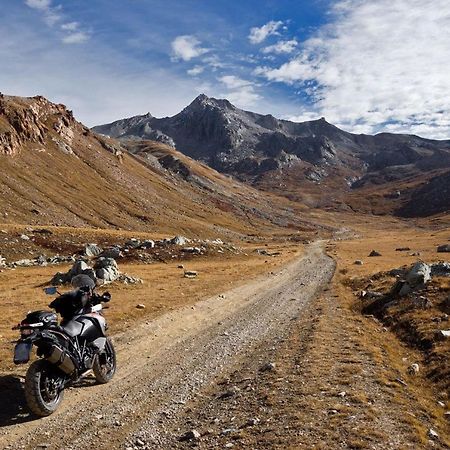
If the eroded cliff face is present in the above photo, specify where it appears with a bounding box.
[0,94,76,156]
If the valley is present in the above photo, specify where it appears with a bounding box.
[0,93,449,449]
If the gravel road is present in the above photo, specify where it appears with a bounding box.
[0,241,334,450]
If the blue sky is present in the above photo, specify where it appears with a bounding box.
[1,0,449,138]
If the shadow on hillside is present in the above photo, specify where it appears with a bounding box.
[0,374,35,426]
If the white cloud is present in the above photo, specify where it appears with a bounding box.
[62,31,89,44]
[187,65,205,76]
[248,21,283,44]
[25,0,51,10]
[255,0,450,138]
[24,0,90,44]
[61,21,79,31]
[262,39,298,54]
[219,75,252,90]
[171,35,209,61]
[218,75,261,108]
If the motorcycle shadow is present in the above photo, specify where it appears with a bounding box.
[0,374,35,426]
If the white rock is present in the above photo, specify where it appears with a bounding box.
[427,428,439,439]
[408,363,420,375]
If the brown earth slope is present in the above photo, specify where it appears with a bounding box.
[0,94,319,238]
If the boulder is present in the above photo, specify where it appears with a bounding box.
[437,244,450,253]
[50,272,67,285]
[354,260,363,265]
[125,238,141,249]
[431,262,450,276]
[138,240,155,249]
[368,250,382,257]
[405,262,431,287]
[96,267,119,283]
[68,260,90,278]
[100,246,123,259]
[84,243,103,258]
[94,257,118,271]
[94,257,119,283]
[171,236,189,246]
[0,255,5,267]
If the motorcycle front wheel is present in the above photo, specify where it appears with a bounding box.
[93,337,116,384]
[24,359,65,416]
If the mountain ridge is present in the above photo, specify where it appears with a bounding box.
[93,94,450,217]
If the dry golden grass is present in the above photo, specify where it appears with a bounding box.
[0,241,300,372]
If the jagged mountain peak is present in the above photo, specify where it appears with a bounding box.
[183,94,235,113]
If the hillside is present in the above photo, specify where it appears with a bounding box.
[0,94,318,238]
[94,94,450,217]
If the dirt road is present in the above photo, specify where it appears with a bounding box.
[0,242,334,449]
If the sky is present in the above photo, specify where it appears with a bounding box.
[1,0,449,139]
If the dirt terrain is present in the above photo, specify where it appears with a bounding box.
[0,241,333,449]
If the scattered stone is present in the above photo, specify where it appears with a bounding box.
[260,362,276,372]
[177,264,184,269]
[243,418,260,427]
[20,234,30,240]
[184,270,198,278]
[136,304,146,309]
[84,243,103,258]
[437,244,450,253]
[428,428,439,440]
[179,430,201,441]
[0,255,5,268]
[219,386,240,399]
[118,274,143,284]
[225,444,234,449]
[354,260,363,265]
[182,247,202,254]
[368,250,382,257]
[396,247,411,251]
[410,252,421,256]
[135,438,145,447]
[408,363,420,375]
[337,391,347,397]
[435,330,450,340]
[13,259,35,267]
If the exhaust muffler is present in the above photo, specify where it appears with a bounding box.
[46,345,76,374]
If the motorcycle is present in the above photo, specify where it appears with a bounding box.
[12,275,116,416]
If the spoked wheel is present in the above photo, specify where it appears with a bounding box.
[93,337,116,384]
[24,359,65,417]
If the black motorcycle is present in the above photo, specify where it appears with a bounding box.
[12,275,116,416]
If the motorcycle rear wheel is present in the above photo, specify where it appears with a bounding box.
[93,337,116,384]
[24,359,65,417]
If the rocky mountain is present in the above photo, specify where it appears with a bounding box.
[0,94,315,236]
[93,94,450,217]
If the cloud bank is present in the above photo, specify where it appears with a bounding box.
[257,0,450,138]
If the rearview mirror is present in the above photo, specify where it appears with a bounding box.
[44,287,58,295]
